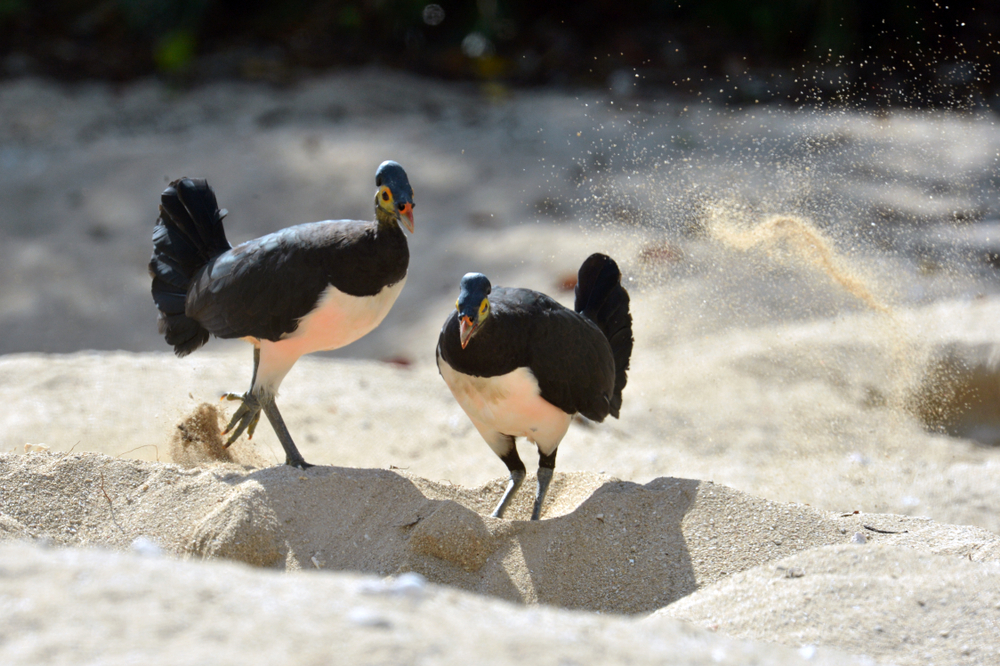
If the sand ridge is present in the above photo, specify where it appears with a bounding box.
[657,544,1000,664]
[3,449,1000,665]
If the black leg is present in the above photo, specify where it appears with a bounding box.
[531,449,558,521]
[221,347,311,469]
[250,346,260,387]
[262,397,312,469]
[491,438,526,518]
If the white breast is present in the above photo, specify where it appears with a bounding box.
[437,356,572,456]
[253,278,406,395]
[288,278,406,351]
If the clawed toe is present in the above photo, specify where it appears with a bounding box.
[221,392,262,447]
[219,388,311,469]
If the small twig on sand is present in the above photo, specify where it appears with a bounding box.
[863,524,907,535]
[115,444,160,461]
[99,470,125,535]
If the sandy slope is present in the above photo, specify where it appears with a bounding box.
[2,540,875,666]
[656,544,1000,666]
[3,451,999,666]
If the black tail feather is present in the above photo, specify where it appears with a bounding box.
[574,253,633,418]
[148,178,231,356]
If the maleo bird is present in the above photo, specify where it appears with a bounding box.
[436,253,633,520]
[149,161,414,469]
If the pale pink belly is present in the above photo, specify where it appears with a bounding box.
[253,279,406,395]
[438,358,572,456]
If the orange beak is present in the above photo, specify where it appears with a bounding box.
[399,202,414,233]
[459,315,476,349]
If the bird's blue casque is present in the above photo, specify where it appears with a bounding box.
[457,273,491,318]
[376,160,414,204]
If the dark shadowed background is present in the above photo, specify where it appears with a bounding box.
[1,0,997,107]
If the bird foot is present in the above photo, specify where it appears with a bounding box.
[221,390,313,470]
[288,457,313,470]
[220,391,262,447]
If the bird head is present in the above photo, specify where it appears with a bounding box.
[374,160,415,233]
[455,273,492,349]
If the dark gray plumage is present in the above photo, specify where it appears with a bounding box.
[436,253,633,519]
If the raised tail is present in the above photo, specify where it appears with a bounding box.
[574,253,633,418]
[148,178,232,356]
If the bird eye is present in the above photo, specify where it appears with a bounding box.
[381,189,390,202]
[479,299,488,315]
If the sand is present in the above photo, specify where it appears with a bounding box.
[3,71,1000,664]
[2,540,875,666]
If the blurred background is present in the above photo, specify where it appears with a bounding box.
[0,0,996,107]
[2,1,1000,365]
[2,0,1000,363]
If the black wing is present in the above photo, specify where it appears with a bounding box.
[523,299,616,422]
[438,287,616,421]
[186,219,408,341]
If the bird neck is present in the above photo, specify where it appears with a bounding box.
[375,206,401,230]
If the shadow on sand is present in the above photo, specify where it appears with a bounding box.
[191,464,700,613]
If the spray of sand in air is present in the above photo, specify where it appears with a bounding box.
[706,209,928,422]
[708,212,892,315]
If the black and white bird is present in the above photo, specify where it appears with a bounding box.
[149,161,414,469]
[436,253,633,520]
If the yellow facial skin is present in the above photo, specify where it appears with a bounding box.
[377,185,394,215]
[376,185,415,233]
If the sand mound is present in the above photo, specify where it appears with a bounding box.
[3,452,998,620]
[657,544,1000,665]
[4,451,1000,664]
[0,540,871,666]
